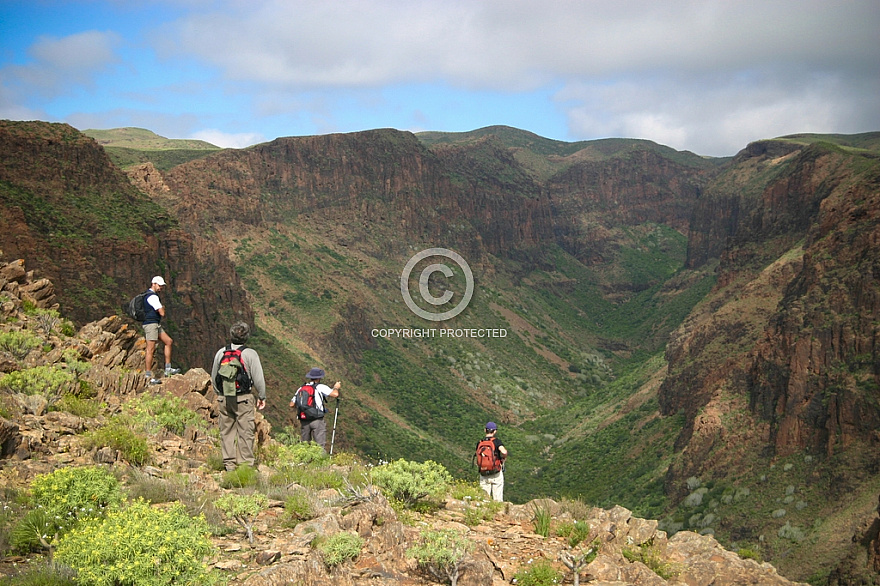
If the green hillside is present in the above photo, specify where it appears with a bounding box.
[83,127,221,170]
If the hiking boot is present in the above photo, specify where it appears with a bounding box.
[165,366,181,376]
[149,378,162,385]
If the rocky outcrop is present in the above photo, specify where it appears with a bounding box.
[0,121,254,369]
[659,141,880,490]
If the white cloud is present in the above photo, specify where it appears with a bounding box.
[13,31,120,96]
[159,0,879,90]
[190,129,265,148]
[559,71,874,156]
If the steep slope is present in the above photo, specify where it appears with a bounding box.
[0,121,252,368]
[657,136,880,582]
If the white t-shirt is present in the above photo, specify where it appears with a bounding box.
[291,382,333,411]
[147,293,163,311]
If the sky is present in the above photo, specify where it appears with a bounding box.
[0,1,878,156]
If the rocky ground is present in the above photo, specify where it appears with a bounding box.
[0,254,811,585]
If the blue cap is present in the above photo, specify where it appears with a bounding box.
[485,421,497,430]
[307,367,325,379]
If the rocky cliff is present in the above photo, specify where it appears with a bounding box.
[0,121,253,368]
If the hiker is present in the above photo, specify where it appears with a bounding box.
[142,276,180,384]
[210,321,267,471]
[291,367,340,452]
[475,421,508,502]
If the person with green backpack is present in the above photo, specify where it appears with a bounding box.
[210,322,266,471]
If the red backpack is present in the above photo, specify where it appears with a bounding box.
[474,438,503,475]
[294,383,325,420]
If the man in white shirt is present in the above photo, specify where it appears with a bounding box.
[142,276,180,384]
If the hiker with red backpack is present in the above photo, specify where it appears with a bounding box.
[474,421,508,502]
[210,322,266,471]
[291,367,340,452]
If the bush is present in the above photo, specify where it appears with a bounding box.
[0,330,42,360]
[262,440,329,468]
[284,489,317,524]
[215,492,269,544]
[555,520,591,547]
[0,366,73,400]
[11,466,122,554]
[53,394,103,418]
[55,499,218,586]
[30,466,122,526]
[123,394,207,435]
[407,528,473,586]
[82,419,150,465]
[462,500,503,526]
[317,531,363,567]
[269,464,344,490]
[512,559,563,586]
[220,464,260,489]
[622,541,683,580]
[370,459,452,507]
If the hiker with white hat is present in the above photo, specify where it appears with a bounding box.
[142,276,180,384]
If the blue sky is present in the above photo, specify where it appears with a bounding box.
[1,0,878,156]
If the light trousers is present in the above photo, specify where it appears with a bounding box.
[479,470,504,502]
[218,394,255,471]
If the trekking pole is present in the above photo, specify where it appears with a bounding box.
[329,397,340,455]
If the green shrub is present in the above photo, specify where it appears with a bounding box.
[55,499,219,586]
[220,464,260,489]
[622,541,683,580]
[30,466,123,525]
[0,366,73,400]
[261,440,329,468]
[512,559,563,586]
[0,330,42,360]
[11,466,123,554]
[82,419,150,465]
[462,499,503,526]
[215,492,269,544]
[284,490,317,524]
[407,528,473,586]
[316,531,363,567]
[272,425,301,446]
[123,394,207,435]
[556,521,590,547]
[449,479,486,501]
[59,320,77,337]
[737,546,762,561]
[53,393,104,418]
[370,459,452,507]
[269,464,344,490]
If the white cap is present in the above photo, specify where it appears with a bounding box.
[151,276,166,286]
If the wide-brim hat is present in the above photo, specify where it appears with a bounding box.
[307,367,326,379]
